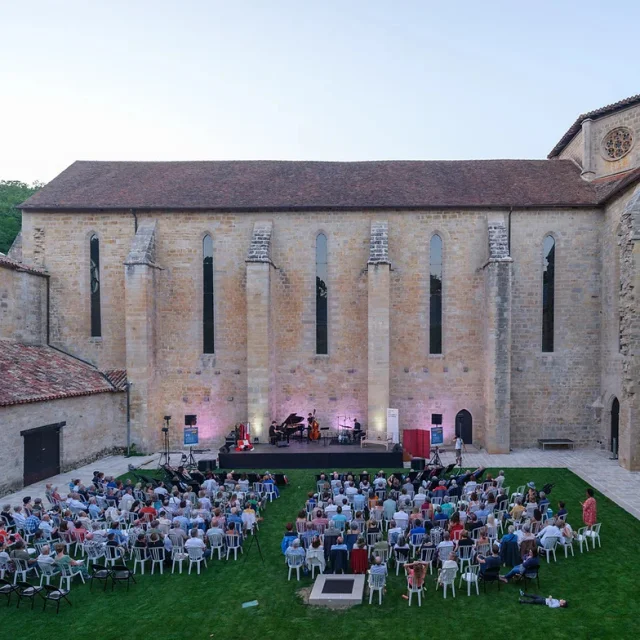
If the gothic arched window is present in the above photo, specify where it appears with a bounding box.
[90,234,101,337]
[203,235,215,354]
[542,235,555,352]
[429,234,443,354]
[316,233,328,354]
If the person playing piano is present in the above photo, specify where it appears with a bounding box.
[269,421,279,445]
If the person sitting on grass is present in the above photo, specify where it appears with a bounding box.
[519,591,568,608]
[500,547,539,583]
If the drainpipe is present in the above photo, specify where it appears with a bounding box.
[507,207,513,256]
[126,382,132,456]
[131,209,138,233]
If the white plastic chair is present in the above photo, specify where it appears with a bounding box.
[409,533,424,558]
[12,558,36,585]
[395,548,409,575]
[308,555,324,578]
[576,527,591,553]
[560,536,575,558]
[286,553,304,580]
[172,550,188,574]
[225,534,243,560]
[38,561,60,586]
[131,547,148,575]
[187,547,207,575]
[0,556,11,580]
[540,536,559,563]
[368,571,386,604]
[149,547,164,575]
[437,566,457,598]
[406,574,424,606]
[58,562,86,590]
[585,523,601,550]
[458,563,479,596]
[208,533,225,560]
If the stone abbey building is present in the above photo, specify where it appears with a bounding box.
[1,94,639,491]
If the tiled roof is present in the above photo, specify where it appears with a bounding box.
[0,254,48,277]
[592,168,640,203]
[548,94,640,158]
[0,341,124,407]
[103,369,128,391]
[19,159,601,210]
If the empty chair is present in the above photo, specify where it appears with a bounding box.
[0,579,17,606]
[15,581,44,609]
[89,564,112,591]
[41,585,72,614]
[187,547,207,575]
[437,566,457,598]
[58,563,86,590]
[110,564,136,591]
[523,565,540,591]
[585,523,601,550]
[286,553,305,581]
[575,527,591,553]
[368,571,386,605]
[458,563,480,596]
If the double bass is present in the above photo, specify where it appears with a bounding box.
[310,409,320,441]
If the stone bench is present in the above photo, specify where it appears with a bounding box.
[537,438,575,451]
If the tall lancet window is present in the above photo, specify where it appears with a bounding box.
[429,234,443,354]
[90,234,101,337]
[316,233,328,354]
[542,235,555,352]
[203,234,215,354]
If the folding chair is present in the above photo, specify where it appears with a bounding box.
[15,581,44,609]
[42,585,72,614]
[110,564,136,591]
[0,579,17,606]
[90,564,112,591]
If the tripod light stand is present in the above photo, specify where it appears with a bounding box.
[158,416,172,467]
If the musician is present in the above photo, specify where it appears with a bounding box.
[353,418,364,443]
[306,413,314,440]
[269,421,279,445]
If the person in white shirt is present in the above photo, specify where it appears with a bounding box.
[519,592,568,608]
[36,544,55,566]
[202,477,218,494]
[538,519,562,547]
[393,509,409,530]
[184,529,210,558]
[325,502,338,518]
[345,482,358,497]
[119,489,135,512]
[38,515,57,538]
[12,507,26,528]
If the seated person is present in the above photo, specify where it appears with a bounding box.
[500,547,539,582]
[281,523,297,554]
[9,540,37,565]
[185,528,210,559]
[54,542,90,577]
[353,419,365,442]
[305,537,325,573]
[369,554,387,576]
[477,544,501,576]
[404,560,427,589]
[557,501,568,519]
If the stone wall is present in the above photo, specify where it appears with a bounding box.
[0,392,126,495]
[20,206,609,451]
[558,128,584,168]
[589,106,640,179]
[0,265,47,344]
[510,208,602,446]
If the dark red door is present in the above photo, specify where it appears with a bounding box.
[22,423,63,486]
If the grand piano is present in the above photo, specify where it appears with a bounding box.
[274,413,305,442]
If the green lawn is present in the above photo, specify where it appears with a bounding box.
[2,468,636,640]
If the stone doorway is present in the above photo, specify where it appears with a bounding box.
[455,410,473,445]
[611,397,620,456]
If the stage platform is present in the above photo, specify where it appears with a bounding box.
[218,441,403,470]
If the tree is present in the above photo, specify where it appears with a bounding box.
[0,180,44,254]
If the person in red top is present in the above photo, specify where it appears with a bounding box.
[581,488,597,527]
[139,500,158,519]
[448,513,464,541]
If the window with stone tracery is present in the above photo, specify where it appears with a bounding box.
[602,127,633,161]
[90,234,101,337]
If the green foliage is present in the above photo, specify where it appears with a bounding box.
[3,467,639,639]
[0,180,43,254]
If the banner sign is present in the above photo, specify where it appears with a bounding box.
[430,427,444,446]
[183,427,199,446]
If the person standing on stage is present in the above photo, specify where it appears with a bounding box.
[454,435,465,466]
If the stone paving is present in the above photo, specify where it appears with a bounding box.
[3,446,640,521]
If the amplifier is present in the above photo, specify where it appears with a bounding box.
[198,459,217,472]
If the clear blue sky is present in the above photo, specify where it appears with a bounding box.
[2,0,639,183]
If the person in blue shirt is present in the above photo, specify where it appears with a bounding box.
[332,506,348,528]
[281,523,297,554]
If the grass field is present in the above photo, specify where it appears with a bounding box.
[2,467,637,640]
